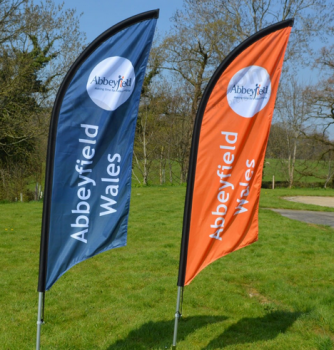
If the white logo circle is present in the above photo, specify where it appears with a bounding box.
[86,57,135,111]
[227,66,271,118]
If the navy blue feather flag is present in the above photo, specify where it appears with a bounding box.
[38,10,159,291]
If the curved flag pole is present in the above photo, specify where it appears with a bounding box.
[172,18,293,349]
[36,9,159,350]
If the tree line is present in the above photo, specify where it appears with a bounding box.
[1,0,334,200]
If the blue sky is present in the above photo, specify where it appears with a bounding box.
[54,0,324,82]
[52,0,334,138]
[53,0,182,43]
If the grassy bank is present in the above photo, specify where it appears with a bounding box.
[1,187,334,349]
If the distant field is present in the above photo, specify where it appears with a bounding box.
[133,158,332,186]
[20,158,331,202]
[132,159,185,186]
[263,158,332,184]
[1,187,334,349]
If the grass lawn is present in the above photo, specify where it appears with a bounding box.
[1,187,334,349]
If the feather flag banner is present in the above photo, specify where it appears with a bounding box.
[177,19,293,287]
[37,10,159,292]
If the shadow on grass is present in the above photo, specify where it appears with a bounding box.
[202,311,302,349]
[106,315,227,350]
[106,311,302,349]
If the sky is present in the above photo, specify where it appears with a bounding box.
[53,0,181,43]
[52,0,334,138]
[53,0,325,80]
[54,0,325,84]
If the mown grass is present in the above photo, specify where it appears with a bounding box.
[1,187,334,349]
[260,187,334,212]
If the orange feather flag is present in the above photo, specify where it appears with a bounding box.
[177,19,293,286]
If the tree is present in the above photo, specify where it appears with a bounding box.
[219,0,334,65]
[158,0,334,183]
[297,132,334,188]
[0,0,25,45]
[162,0,334,116]
[133,74,195,185]
[0,0,86,200]
[275,78,310,187]
[305,44,334,136]
[300,42,334,187]
[266,122,289,160]
[133,47,163,185]
[151,84,193,184]
[160,0,238,124]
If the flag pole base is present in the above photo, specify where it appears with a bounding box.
[172,286,183,349]
[36,292,45,350]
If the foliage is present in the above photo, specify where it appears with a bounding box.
[160,0,238,123]
[0,0,86,200]
[134,50,193,185]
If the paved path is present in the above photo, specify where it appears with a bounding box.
[270,208,334,228]
[270,196,334,228]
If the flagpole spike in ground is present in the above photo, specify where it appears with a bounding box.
[172,286,183,349]
[36,292,45,350]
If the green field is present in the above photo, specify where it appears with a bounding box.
[18,158,334,204]
[131,157,334,188]
[131,158,333,186]
[1,187,334,349]
[263,158,333,184]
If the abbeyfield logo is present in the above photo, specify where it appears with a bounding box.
[90,75,133,91]
[227,66,271,118]
[230,84,269,99]
[87,57,136,111]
